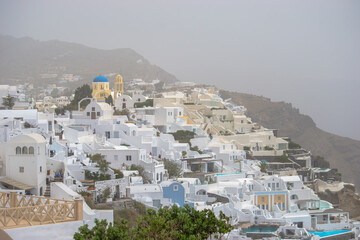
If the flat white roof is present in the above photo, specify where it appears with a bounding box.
[128,184,162,193]
[280,175,301,182]
[0,109,38,120]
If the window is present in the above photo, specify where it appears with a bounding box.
[19,167,24,173]
[261,197,265,202]
[290,194,299,200]
[92,107,95,111]
[295,222,303,228]
[40,166,42,172]
[29,147,34,154]
[105,131,110,139]
[97,112,100,116]
[278,196,281,201]
[16,146,21,154]
[157,173,159,180]
[138,98,141,102]
[48,121,52,131]
[123,98,126,102]
[126,155,132,161]
[276,183,279,188]
[173,185,178,191]
[87,112,90,116]
[22,146,28,154]
[268,183,271,188]
[179,112,182,116]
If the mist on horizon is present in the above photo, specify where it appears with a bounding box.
[0,0,359,140]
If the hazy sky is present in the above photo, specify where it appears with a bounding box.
[0,0,359,140]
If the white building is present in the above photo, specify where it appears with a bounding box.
[0,133,47,195]
[93,145,146,169]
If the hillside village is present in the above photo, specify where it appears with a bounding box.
[0,74,360,240]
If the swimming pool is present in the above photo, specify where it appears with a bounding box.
[308,230,350,237]
[319,200,332,210]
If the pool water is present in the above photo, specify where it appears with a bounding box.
[319,200,332,210]
[309,230,350,237]
[242,226,278,233]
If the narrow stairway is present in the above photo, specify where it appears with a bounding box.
[44,184,51,197]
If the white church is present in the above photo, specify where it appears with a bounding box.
[0,133,47,195]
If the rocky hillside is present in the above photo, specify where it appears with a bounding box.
[0,35,179,84]
[223,91,360,193]
[311,179,360,219]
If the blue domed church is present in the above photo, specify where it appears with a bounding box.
[91,76,112,102]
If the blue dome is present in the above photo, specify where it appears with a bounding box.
[93,76,109,83]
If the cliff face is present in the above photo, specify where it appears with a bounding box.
[226,91,360,193]
[311,180,360,219]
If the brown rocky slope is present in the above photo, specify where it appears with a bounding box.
[222,91,360,193]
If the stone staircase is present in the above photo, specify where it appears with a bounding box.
[44,184,51,197]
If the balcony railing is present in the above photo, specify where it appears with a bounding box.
[0,191,83,229]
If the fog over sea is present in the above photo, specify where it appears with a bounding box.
[1,0,359,140]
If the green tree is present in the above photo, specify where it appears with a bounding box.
[163,159,182,178]
[2,94,15,109]
[65,84,92,110]
[103,187,111,199]
[264,146,274,151]
[286,138,302,149]
[170,130,196,144]
[114,108,129,116]
[111,168,124,179]
[134,99,154,108]
[74,218,132,240]
[74,205,233,240]
[130,164,150,183]
[190,145,203,154]
[89,154,110,174]
[50,88,59,97]
[259,162,267,173]
[154,81,164,92]
[105,94,114,106]
[84,170,111,181]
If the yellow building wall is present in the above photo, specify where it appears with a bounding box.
[274,194,287,211]
[256,194,287,211]
[257,195,269,205]
[92,82,111,102]
[114,74,124,100]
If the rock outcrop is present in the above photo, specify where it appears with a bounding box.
[311,179,360,219]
